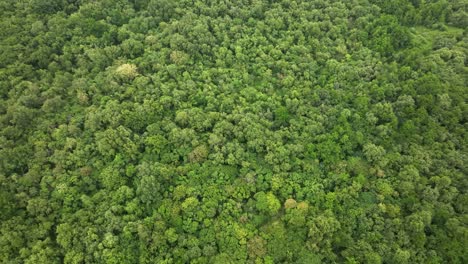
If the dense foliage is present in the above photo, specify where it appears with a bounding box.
[1,0,467,263]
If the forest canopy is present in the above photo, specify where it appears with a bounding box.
[0,0,467,263]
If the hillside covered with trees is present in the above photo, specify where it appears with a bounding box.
[0,0,467,263]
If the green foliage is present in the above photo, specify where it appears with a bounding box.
[0,0,466,263]
[255,192,281,216]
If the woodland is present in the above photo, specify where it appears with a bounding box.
[0,0,467,263]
